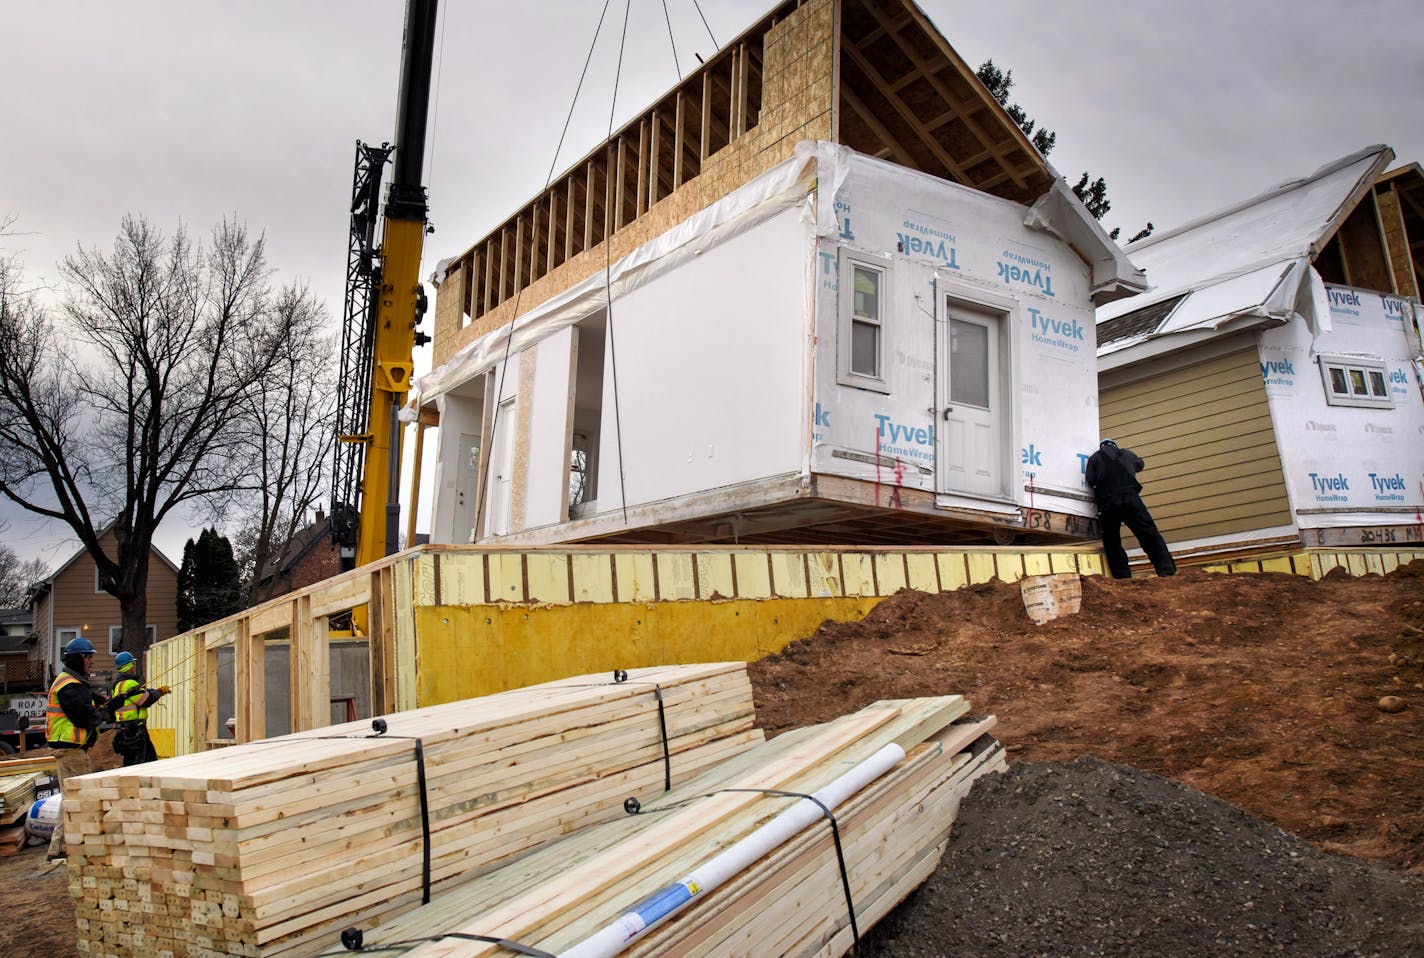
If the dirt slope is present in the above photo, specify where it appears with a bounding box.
[750,564,1424,955]
[750,565,1424,873]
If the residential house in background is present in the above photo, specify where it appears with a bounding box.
[410,0,1145,550]
[0,607,40,692]
[252,509,341,602]
[1095,146,1424,565]
[28,529,181,680]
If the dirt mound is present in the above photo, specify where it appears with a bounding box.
[750,563,1424,954]
[750,565,1424,873]
[859,757,1424,957]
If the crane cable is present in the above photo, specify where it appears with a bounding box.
[602,0,634,525]
[659,0,681,78]
[424,1,450,197]
[690,0,719,49]
[474,0,620,539]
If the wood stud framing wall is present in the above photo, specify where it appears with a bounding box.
[1376,165,1424,300]
[432,0,1055,364]
[435,0,804,360]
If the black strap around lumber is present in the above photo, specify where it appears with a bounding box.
[312,727,433,904]
[331,928,556,956]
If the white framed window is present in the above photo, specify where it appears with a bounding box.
[108,625,158,654]
[1318,354,1393,409]
[838,253,891,392]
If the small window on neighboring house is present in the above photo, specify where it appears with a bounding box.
[109,625,158,654]
[1319,355,1393,409]
[838,254,890,392]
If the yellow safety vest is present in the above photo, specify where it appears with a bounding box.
[112,677,148,723]
[46,672,85,746]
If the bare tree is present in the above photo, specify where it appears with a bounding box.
[0,538,49,608]
[231,285,337,605]
[0,216,295,655]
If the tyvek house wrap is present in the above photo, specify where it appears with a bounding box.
[1259,286,1424,531]
[412,141,1122,537]
[809,152,1102,523]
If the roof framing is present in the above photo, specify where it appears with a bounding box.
[433,0,1056,359]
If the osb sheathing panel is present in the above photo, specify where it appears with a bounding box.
[433,0,833,364]
[1376,187,1420,299]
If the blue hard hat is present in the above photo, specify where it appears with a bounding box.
[115,651,136,672]
[63,637,97,656]
[1100,438,1117,447]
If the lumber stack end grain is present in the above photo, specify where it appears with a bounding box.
[66,663,760,958]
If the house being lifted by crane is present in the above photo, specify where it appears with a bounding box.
[408,0,1145,549]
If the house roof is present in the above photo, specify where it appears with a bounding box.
[37,525,181,590]
[257,515,333,584]
[0,608,30,626]
[1096,145,1395,365]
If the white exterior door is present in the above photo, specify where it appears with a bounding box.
[488,398,517,536]
[937,300,1003,498]
[451,433,480,543]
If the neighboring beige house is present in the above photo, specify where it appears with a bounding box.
[1095,146,1424,565]
[29,529,180,681]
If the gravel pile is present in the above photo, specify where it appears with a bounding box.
[860,757,1424,957]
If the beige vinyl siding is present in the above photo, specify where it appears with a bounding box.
[42,530,181,675]
[1099,348,1292,543]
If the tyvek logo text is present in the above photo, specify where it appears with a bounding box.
[1260,358,1296,387]
[996,249,1055,297]
[875,414,933,464]
[1028,307,1084,353]
[1370,472,1406,503]
[1308,471,1350,503]
[897,218,958,269]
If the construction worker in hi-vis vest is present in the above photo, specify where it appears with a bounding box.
[110,651,168,767]
[45,637,116,863]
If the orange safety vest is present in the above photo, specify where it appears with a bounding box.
[46,671,86,746]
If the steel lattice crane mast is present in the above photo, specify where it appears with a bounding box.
[332,0,438,572]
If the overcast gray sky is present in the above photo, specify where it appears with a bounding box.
[3,0,1422,569]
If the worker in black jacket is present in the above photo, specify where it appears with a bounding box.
[1085,439,1177,579]
[44,637,117,863]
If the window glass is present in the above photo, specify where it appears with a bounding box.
[1368,370,1388,397]
[1328,367,1348,394]
[851,320,878,376]
[853,267,880,321]
[950,318,989,407]
[1349,369,1368,395]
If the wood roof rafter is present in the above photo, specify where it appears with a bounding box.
[840,40,977,186]
[854,0,1034,193]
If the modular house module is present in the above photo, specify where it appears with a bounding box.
[410,0,1144,548]
[1095,146,1424,563]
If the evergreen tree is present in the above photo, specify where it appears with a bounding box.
[976,60,1153,244]
[177,528,242,631]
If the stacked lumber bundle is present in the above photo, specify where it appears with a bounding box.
[0,753,56,775]
[64,663,762,958]
[0,770,43,825]
[0,769,44,853]
[356,696,1003,958]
